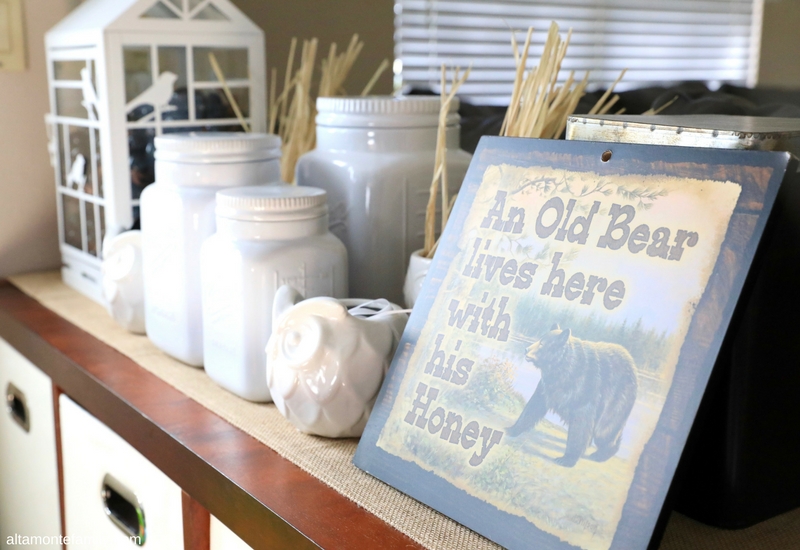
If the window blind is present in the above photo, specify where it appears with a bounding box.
[394,0,764,105]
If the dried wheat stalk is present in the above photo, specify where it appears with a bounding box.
[422,65,471,258]
[268,35,389,183]
[278,38,318,183]
[502,22,627,139]
[361,58,390,96]
[318,35,363,97]
[209,52,250,132]
[642,95,679,115]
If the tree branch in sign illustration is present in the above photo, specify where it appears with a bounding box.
[511,175,567,196]
[615,186,668,210]
[511,172,668,210]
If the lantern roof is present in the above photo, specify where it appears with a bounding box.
[47,0,260,46]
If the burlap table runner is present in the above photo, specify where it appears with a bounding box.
[10,271,800,550]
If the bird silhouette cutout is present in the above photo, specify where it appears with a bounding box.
[125,72,178,122]
[67,154,87,190]
[80,67,100,121]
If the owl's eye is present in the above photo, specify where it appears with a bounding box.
[287,330,301,347]
[279,318,323,368]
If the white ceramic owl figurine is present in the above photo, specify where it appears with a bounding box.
[101,230,146,334]
[266,285,408,438]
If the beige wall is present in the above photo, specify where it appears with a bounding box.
[759,0,800,88]
[0,0,80,279]
[233,0,394,96]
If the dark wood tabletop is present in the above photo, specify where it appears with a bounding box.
[0,280,423,550]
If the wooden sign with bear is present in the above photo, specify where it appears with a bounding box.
[354,136,797,550]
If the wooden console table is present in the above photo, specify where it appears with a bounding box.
[0,280,420,549]
[3,277,800,550]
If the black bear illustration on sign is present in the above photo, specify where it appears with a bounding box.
[508,325,638,467]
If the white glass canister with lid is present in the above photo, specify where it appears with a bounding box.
[200,185,348,402]
[140,132,282,366]
[295,96,472,305]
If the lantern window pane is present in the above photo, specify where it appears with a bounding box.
[158,47,189,121]
[64,125,92,193]
[124,47,183,123]
[126,71,179,123]
[82,158,93,195]
[62,195,82,250]
[193,48,248,82]
[129,128,156,202]
[56,88,88,119]
[193,4,228,21]
[194,87,249,120]
[90,60,98,98]
[57,124,68,187]
[128,104,155,123]
[141,1,180,19]
[158,47,187,92]
[161,125,203,133]
[162,96,189,121]
[188,0,204,11]
[124,46,153,103]
[165,0,183,12]
[162,124,243,135]
[205,124,241,132]
[225,87,249,118]
[99,205,106,247]
[53,61,85,81]
[85,201,97,257]
[93,129,103,198]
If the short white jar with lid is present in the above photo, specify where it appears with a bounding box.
[295,96,472,305]
[200,185,348,402]
[140,132,282,367]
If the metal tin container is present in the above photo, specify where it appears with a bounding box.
[566,114,800,157]
[569,113,800,530]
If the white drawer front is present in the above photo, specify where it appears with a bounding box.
[210,515,253,550]
[0,337,61,549]
[60,395,183,549]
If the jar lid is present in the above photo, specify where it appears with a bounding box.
[316,95,460,128]
[216,185,328,222]
[154,132,282,164]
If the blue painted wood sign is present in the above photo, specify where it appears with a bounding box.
[354,136,796,550]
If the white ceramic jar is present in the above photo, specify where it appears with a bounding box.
[200,186,348,402]
[140,132,282,366]
[296,96,472,305]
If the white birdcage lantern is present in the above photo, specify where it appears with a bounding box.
[44,0,266,302]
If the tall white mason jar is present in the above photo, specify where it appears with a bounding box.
[140,133,282,366]
[200,186,348,402]
[295,96,472,304]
